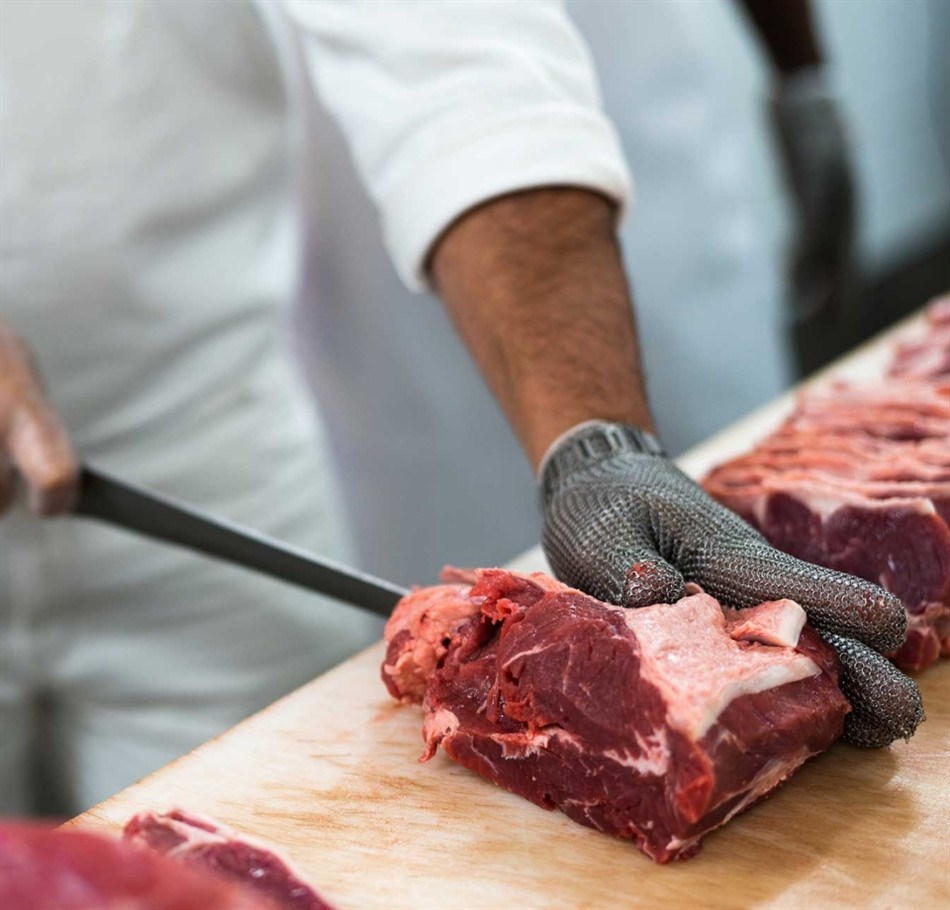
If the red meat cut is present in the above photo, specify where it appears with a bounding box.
[703,300,950,671]
[124,809,332,910]
[889,294,950,380]
[383,568,849,863]
[0,822,268,910]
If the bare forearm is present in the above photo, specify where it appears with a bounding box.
[430,188,652,471]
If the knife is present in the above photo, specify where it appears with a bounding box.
[73,465,408,618]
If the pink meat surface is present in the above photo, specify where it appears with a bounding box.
[710,434,950,484]
[703,310,950,671]
[383,568,848,863]
[889,294,950,380]
[768,379,950,443]
[382,579,485,703]
[0,822,268,910]
[124,809,332,910]
[382,567,564,702]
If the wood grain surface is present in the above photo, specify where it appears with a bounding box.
[70,311,950,910]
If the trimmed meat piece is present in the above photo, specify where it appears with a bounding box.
[384,569,848,864]
[124,809,332,910]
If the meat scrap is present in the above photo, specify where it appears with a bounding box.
[0,821,268,910]
[889,294,950,380]
[383,568,849,863]
[124,809,332,910]
[703,297,950,671]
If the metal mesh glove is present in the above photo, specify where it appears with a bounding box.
[821,633,924,748]
[540,422,923,748]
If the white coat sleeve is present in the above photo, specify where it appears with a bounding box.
[278,0,632,290]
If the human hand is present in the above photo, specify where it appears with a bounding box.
[540,421,923,748]
[770,68,857,329]
[0,322,78,516]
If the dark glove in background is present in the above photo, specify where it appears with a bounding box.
[541,422,923,748]
[771,68,860,375]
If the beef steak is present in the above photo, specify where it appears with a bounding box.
[703,301,950,671]
[383,569,848,863]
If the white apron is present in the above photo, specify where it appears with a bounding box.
[0,0,379,815]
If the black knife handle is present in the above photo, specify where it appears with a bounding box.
[74,465,407,618]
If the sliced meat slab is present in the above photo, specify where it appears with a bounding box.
[383,569,849,864]
[124,809,332,910]
[703,303,950,671]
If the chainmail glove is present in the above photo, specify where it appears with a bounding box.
[540,422,924,748]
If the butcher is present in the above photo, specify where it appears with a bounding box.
[0,0,919,817]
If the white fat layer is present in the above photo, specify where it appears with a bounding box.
[730,599,807,648]
[422,707,460,743]
[487,724,671,776]
[486,724,670,776]
[490,725,586,759]
[769,603,808,647]
[752,483,935,526]
[491,729,551,759]
[602,728,671,776]
[625,594,820,740]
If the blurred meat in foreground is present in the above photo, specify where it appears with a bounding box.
[0,812,333,910]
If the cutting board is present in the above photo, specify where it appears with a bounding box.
[71,312,950,910]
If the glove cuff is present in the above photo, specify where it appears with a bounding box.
[540,422,665,500]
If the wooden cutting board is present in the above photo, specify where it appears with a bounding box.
[71,311,950,910]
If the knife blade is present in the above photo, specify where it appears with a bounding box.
[73,465,408,618]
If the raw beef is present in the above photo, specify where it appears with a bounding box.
[124,809,332,910]
[890,294,950,380]
[383,568,849,863]
[703,301,950,671]
[0,822,268,910]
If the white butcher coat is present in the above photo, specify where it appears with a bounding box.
[0,0,629,813]
[293,0,792,585]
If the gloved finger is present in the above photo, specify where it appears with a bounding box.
[821,632,924,748]
[546,539,685,610]
[622,553,686,610]
[693,538,906,654]
[4,400,78,516]
[542,501,685,608]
